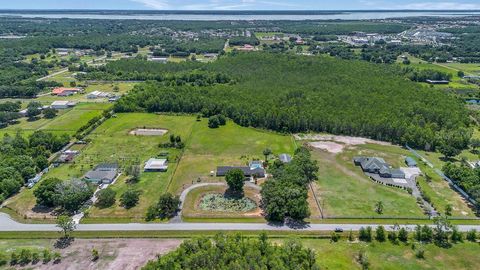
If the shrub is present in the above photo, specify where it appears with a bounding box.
[466,229,477,242]
[42,249,52,263]
[331,232,340,243]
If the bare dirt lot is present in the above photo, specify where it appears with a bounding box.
[129,128,168,136]
[14,239,181,270]
[296,134,391,154]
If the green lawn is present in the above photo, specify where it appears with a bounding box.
[312,143,424,218]
[168,120,295,194]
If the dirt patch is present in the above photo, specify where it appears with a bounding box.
[129,128,168,136]
[309,141,345,154]
[296,134,391,146]
[25,239,181,270]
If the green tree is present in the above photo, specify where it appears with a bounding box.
[56,215,76,238]
[43,108,58,119]
[375,201,384,215]
[34,177,62,207]
[445,204,453,217]
[375,226,386,242]
[120,189,140,209]
[225,169,245,195]
[54,179,94,212]
[95,188,116,208]
[398,227,409,242]
[466,229,477,242]
[433,216,451,248]
[450,226,463,243]
[263,148,272,161]
[208,115,220,128]
[26,101,42,120]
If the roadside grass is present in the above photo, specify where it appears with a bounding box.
[181,184,261,220]
[312,143,425,218]
[168,119,295,194]
[302,239,480,270]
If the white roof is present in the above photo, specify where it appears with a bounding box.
[144,158,168,170]
[51,101,69,106]
[89,91,101,96]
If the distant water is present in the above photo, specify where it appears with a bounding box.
[1,11,480,20]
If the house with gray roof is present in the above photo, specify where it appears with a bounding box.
[354,157,405,179]
[405,157,417,167]
[216,166,265,178]
[84,163,119,184]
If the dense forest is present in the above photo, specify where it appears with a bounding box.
[143,233,319,270]
[112,52,471,150]
[0,132,69,203]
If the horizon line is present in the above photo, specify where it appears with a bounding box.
[1,9,480,12]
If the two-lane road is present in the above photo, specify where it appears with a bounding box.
[2,213,480,233]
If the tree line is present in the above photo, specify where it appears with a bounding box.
[143,233,319,270]
[0,131,69,203]
[113,52,471,151]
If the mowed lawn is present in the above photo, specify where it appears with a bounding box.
[312,143,425,217]
[168,120,295,194]
[301,239,480,270]
[5,113,196,222]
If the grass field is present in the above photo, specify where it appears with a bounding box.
[168,120,295,194]
[302,239,480,270]
[1,102,110,138]
[311,143,423,218]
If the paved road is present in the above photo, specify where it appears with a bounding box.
[2,212,480,233]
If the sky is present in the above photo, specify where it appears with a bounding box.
[1,0,480,10]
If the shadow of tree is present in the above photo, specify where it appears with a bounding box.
[54,237,74,249]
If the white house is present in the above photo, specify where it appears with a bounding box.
[144,158,168,172]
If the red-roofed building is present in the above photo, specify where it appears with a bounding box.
[51,87,80,96]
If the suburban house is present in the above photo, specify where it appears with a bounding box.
[237,44,255,51]
[354,157,405,179]
[249,160,264,170]
[216,166,266,178]
[279,153,292,163]
[51,87,81,96]
[84,163,119,184]
[144,158,168,172]
[56,150,79,164]
[87,91,109,99]
[405,157,418,167]
[51,101,77,110]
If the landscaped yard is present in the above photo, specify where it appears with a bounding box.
[181,185,262,221]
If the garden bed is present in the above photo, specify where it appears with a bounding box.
[199,193,256,212]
